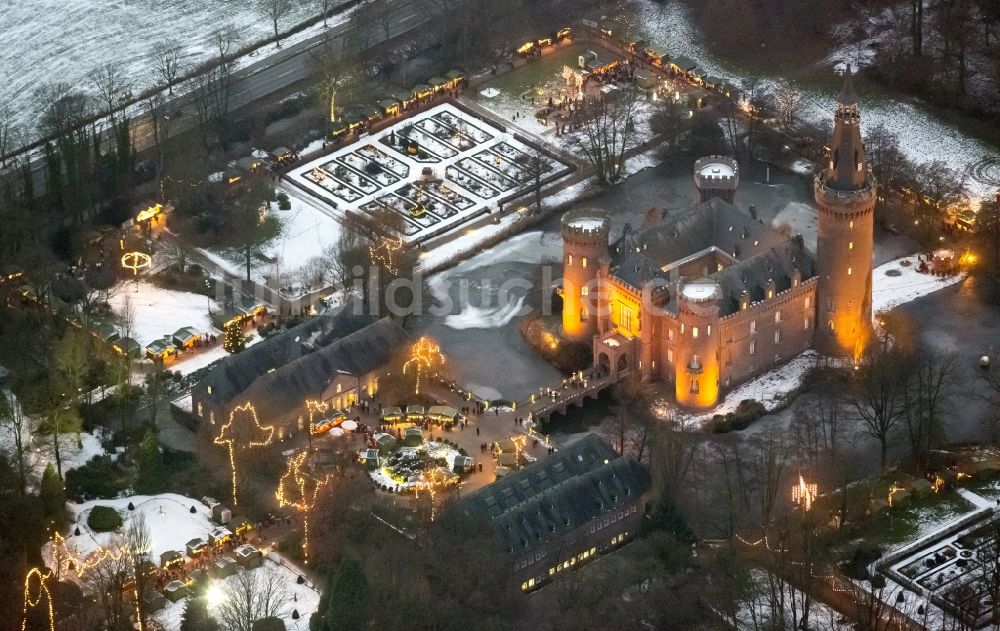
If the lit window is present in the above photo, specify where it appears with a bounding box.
[805,296,811,309]
[680,323,685,334]
[847,267,852,276]
[581,257,588,268]
[848,241,854,250]
[804,317,810,330]
[707,325,712,336]
[197,402,204,417]
[207,386,213,395]
[667,349,674,364]
[668,329,674,341]
[849,220,854,230]
[767,289,774,299]
[692,326,699,339]
[774,330,781,344]
[337,383,342,393]
[210,411,216,424]
[828,320,835,332]
[775,311,781,323]
[581,286,589,296]
[568,254,573,266]
[750,320,757,334]
[750,340,756,356]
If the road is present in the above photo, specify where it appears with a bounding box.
[15,0,431,198]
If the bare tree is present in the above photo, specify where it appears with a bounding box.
[318,0,333,26]
[216,568,291,631]
[126,513,152,628]
[89,61,131,123]
[865,123,908,196]
[772,79,802,131]
[0,106,25,167]
[85,535,131,630]
[256,0,293,43]
[310,32,356,127]
[902,352,956,471]
[851,343,908,474]
[571,88,642,185]
[515,150,551,213]
[0,389,32,494]
[35,82,93,139]
[152,41,184,95]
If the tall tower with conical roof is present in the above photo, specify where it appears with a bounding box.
[814,67,876,358]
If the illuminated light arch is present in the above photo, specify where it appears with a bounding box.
[276,451,332,562]
[214,402,275,506]
[121,251,151,276]
[22,568,55,631]
[403,337,444,395]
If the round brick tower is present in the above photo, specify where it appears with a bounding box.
[694,155,740,204]
[675,278,721,409]
[561,209,610,341]
[814,67,876,359]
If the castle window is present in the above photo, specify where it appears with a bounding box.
[692,326,699,339]
[849,220,854,230]
[767,288,774,299]
[750,320,756,334]
[581,286,589,296]
[567,254,573,266]
[337,383,342,394]
[750,340,756,356]
[207,386,213,395]
[849,241,854,250]
[828,320,835,332]
[668,329,674,341]
[580,309,589,322]
[774,330,781,344]
[774,311,781,323]
[581,257,588,268]
[210,411,216,424]
[707,325,712,336]
[197,402,204,417]
[690,378,699,394]
[804,317,811,330]
[680,323,685,334]
[847,267,853,276]
[805,296,811,309]
[827,298,834,312]
[667,349,674,364]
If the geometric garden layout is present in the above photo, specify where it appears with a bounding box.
[288,103,571,243]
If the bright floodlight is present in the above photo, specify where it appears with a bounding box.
[205,581,226,608]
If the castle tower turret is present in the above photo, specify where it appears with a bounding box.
[561,210,610,341]
[814,66,876,359]
[675,279,721,409]
[694,155,740,204]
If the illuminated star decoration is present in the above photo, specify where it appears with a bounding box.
[214,402,275,506]
[369,237,404,275]
[403,337,444,395]
[276,451,331,562]
[22,568,55,631]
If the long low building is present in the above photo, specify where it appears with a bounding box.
[457,434,650,592]
[191,309,409,434]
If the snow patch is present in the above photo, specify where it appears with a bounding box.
[872,256,964,314]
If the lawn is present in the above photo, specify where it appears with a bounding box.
[866,490,975,549]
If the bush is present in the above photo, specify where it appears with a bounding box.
[65,455,129,501]
[276,192,291,210]
[87,505,123,532]
[841,546,882,580]
[711,399,767,433]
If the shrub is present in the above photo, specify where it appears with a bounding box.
[841,546,882,580]
[276,192,291,210]
[87,506,123,532]
[711,399,767,433]
[65,455,129,501]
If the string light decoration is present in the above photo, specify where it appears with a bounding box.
[369,237,404,275]
[403,337,444,395]
[306,400,329,435]
[275,451,332,562]
[223,319,245,354]
[214,403,275,506]
[22,568,55,631]
[121,251,151,276]
[48,531,128,579]
[791,475,818,512]
[888,482,905,507]
[414,467,455,522]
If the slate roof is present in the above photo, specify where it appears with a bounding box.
[608,198,815,316]
[196,309,376,407]
[459,434,650,555]
[239,318,410,422]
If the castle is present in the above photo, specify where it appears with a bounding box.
[561,70,875,409]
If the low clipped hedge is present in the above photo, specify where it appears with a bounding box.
[87,505,123,533]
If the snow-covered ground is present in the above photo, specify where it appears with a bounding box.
[170,332,262,377]
[634,1,1000,200]
[287,103,571,244]
[2,0,354,137]
[368,441,464,491]
[108,281,218,347]
[44,494,214,569]
[871,256,965,314]
[734,569,850,631]
[153,557,320,631]
[202,186,344,291]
